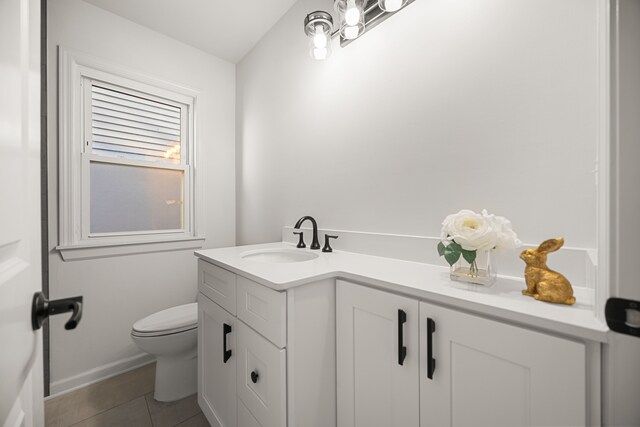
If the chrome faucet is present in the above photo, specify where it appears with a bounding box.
[294,216,320,250]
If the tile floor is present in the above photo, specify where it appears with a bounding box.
[45,363,209,427]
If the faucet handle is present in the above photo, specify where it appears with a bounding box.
[322,235,338,253]
[293,231,306,248]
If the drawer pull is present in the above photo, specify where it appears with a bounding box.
[250,370,259,384]
[398,309,407,366]
[427,317,436,379]
[223,323,232,363]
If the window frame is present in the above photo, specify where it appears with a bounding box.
[58,48,203,258]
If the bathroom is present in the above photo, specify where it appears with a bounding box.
[1,0,639,426]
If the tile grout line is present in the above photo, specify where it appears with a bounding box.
[47,364,156,427]
[67,396,144,427]
[144,393,154,426]
[172,412,201,427]
[67,403,118,427]
[67,400,124,427]
[52,387,154,426]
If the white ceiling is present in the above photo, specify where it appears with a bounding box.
[83,0,300,63]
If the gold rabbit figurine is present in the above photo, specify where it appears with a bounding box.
[519,238,576,305]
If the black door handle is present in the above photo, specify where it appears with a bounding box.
[251,370,259,384]
[31,291,83,331]
[398,309,407,365]
[605,297,640,338]
[426,317,436,379]
[223,323,232,363]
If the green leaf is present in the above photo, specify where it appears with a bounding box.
[461,248,477,264]
[437,242,446,256]
[443,245,461,266]
[448,241,463,252]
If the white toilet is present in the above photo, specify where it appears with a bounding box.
[131,303,198,402]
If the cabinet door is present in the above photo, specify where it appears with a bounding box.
[336,280,420,427]
[236,321,286,427]
[238,399,262,427]
[419,301,586,427]
[198,294,237,427]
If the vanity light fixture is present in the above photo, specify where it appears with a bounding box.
[304,11,334,60]
[335,0,366,40]
[378,0,407,12]
[304,0,415,60]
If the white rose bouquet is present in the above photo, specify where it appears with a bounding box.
[437,209,521,273]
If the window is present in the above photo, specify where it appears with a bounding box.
[84,82,190,236]
[58,50,202,259]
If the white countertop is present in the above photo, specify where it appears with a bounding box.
[195,242,609,342]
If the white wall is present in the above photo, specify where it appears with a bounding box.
[47,0,236,394]
[236,0,601,251]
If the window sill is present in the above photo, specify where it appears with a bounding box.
[57,237,206,261]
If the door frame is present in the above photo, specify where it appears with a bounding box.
[596,0,611,324]
[603,0,640,425]
[40,0,51,398]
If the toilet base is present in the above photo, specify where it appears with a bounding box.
[153,355,197,402]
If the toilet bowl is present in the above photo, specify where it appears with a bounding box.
[131,303,197,402]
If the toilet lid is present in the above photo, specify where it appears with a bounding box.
[132,303,197,336]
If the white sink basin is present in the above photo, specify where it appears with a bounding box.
[241,248,319,263]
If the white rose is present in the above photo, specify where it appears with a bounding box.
[440,212,459,240]
[481,210,522,251]
[441,209,497,251]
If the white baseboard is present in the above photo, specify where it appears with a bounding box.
[48,353,155,398]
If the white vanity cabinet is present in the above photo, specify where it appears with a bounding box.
[419,301,586,427]
[336,280,420,427]
[197,254,599,427]
[197,260,287,427]
[337,280,591,427]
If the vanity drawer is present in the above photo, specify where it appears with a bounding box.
[198,259,237,315]
[237,321,286,427]
[237,276,286,348]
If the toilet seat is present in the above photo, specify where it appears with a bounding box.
[132,303,197,337]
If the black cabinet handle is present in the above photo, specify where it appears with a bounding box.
[251,370,259,384]
[223,323,232,363]
[427,317,436,379]
[31,292,83,331]
[398,309,407,365]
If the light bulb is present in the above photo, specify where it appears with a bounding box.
[344,0,361,26]
[344,25,360,40]
[312,47,328,60]
[313,25,327,48]
[380,0,403,12]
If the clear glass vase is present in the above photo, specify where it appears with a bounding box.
[449,249,497,286]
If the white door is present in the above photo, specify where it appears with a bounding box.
[606,1,640,425]
[0,0,43,425]
[336,280,419,427]
[419,301,586,427]
[198,294,237,427]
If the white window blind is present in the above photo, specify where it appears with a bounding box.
[90,85,183,164]
[80,77,193,239]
